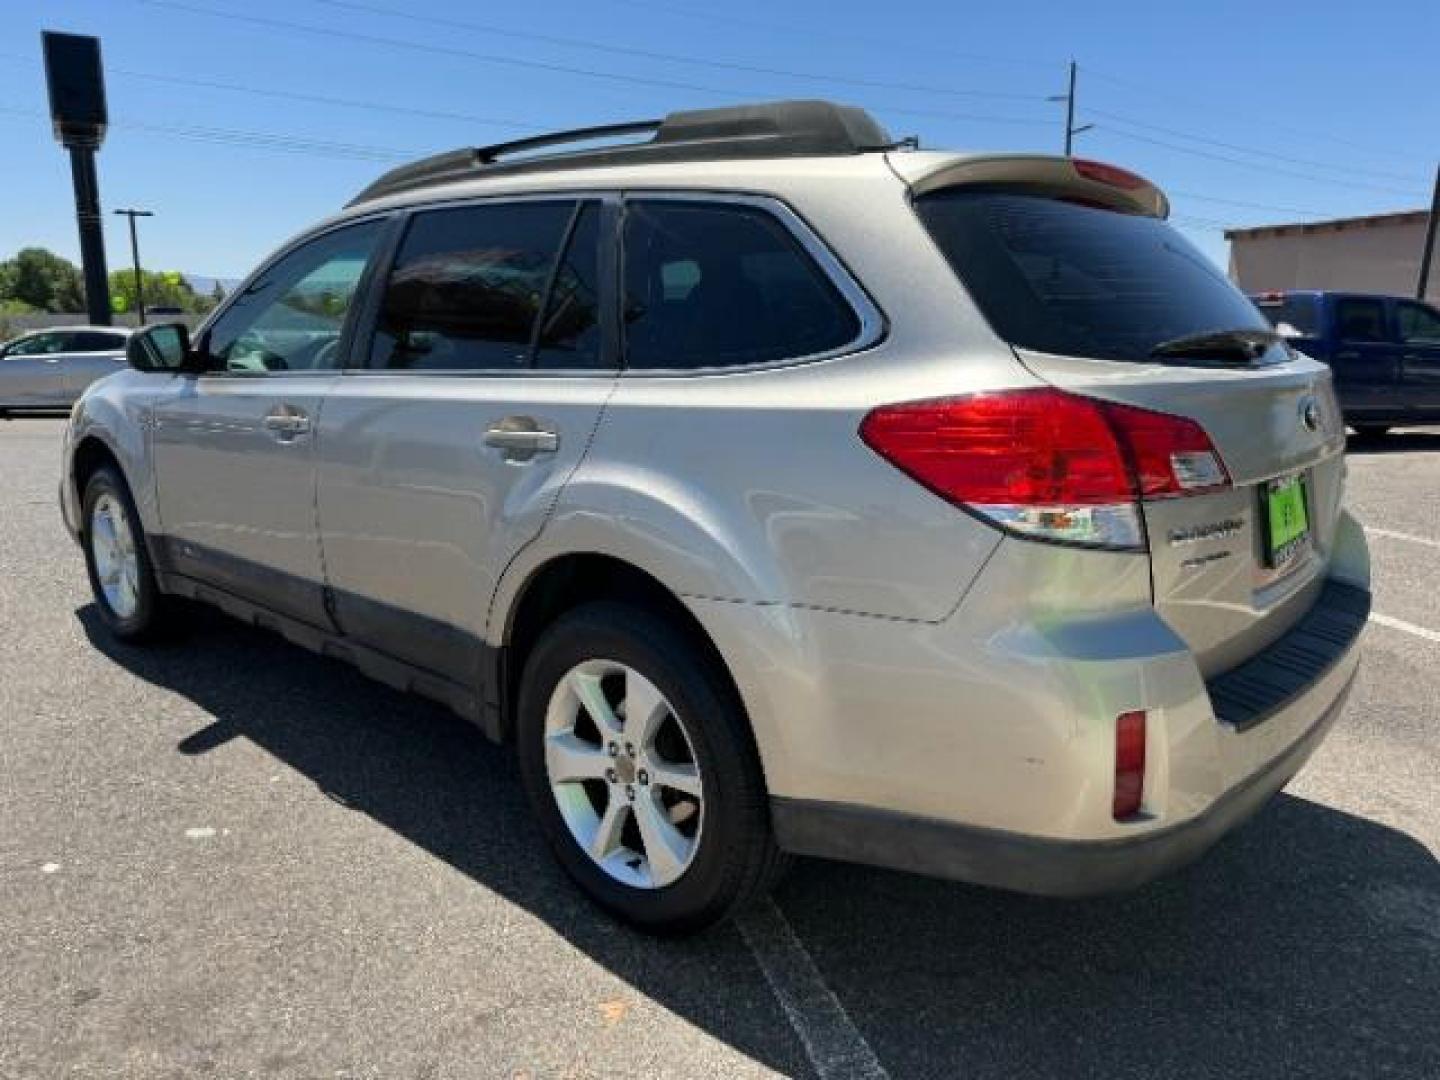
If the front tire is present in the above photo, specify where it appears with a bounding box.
[81,465,170,642]
[516,602,785,934]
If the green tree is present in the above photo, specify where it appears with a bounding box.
[109,268,216,316]
[0,248,85,312]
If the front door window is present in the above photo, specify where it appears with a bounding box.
[205,221,383,373]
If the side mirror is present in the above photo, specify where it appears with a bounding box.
[126,322,195,373]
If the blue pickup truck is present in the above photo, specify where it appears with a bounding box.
[1251,290,1440,436]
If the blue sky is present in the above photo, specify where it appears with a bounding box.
[3,0,1436,280]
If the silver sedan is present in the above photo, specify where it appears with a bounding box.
[0,326,131,412]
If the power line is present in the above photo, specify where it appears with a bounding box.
[1166,189,1334,219]
[0,104,410,162]
[0,51,549,134]
[1084,66,1428,167]
[593,0,1058,71]
[1169,214,1232,233]
[134,0,1053,130]
[1096,126,1428,199]
[296,0,1043,103]
[1087,107,1427,185]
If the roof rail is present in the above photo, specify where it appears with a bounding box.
[348,99,895,206]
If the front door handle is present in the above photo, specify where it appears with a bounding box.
[263,405,311,441]
[484,417,559,459]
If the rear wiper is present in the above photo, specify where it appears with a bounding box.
[1149,328,1283,363]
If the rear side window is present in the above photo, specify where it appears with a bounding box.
[1334,297,1389,343]
[371,201,575,371]
[622,200,860,370]
[1254,294,1321,338]
[1396,301,1440,344]
[915,190,1272,364]
[70,331,127,352]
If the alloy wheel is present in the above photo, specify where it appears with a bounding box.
[90,492,141,620]
[543,659,704,889]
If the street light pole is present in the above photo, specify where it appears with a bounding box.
[113,207,153,324]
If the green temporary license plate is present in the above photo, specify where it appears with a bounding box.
[1263,473,1311,567]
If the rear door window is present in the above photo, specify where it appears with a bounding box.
[534,202,605,370]
[914,190,1273,364]
[622,200,860,370]
[371,201,575,371]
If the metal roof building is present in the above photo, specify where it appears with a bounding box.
[1226,209,1437,303]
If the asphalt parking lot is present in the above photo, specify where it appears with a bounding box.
[2,417,1437,1080]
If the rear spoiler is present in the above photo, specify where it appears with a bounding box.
[889,152,1170,219]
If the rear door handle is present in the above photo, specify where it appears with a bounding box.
[484,417,559,459]
[263,405,311,441]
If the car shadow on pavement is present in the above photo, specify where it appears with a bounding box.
[79,602,1440,1079]
[1347,428,1440,454]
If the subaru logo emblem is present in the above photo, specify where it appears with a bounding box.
[1300,396,1321,433]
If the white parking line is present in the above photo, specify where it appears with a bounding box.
[1371,612,1440,644]
[736,899,890,1080]
[1366,527,1440,550]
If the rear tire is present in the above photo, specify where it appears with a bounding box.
[81,465,172,642]
[515,601,786,934]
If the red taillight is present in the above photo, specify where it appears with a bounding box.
[1102,398,1230,499]
[1073,158,1148,191]
[859,389,1228,548]
[1113,710,1147,820]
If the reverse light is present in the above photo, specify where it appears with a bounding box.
[1113,710,1147,820]
[859,389,1229,549]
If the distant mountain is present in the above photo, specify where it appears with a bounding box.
[183,274,242,298]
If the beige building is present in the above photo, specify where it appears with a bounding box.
[1227,210,1438,303]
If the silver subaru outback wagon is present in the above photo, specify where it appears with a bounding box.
[62,101,1370,932]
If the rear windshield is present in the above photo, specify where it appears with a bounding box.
[915,190,1272,364]
[1253,294,1321,338]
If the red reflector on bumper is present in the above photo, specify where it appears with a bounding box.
[1113,710,1147,820]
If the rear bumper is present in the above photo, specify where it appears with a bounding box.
[771,662,1357,896]
[692,514,1370,895]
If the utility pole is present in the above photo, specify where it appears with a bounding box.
[1049,60,1094,156]
[113,208,154,323]
[1417,163,1440,301]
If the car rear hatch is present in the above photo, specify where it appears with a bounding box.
[898,153,1349,677]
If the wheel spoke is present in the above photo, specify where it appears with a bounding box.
[647,760,702,800]
[589,794,629,861]
[569,669,622,738]
[623,670,668,748]
[93,510,118,553]
[633,792,691,887]
[545,732,611,785]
